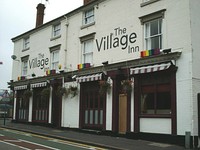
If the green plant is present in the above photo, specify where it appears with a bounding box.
[67,85,78,98]
[121,79,133,93]
[41,88,50,100]
[56,86,67,97]
[99,80,111,96]
[23,90,32,100]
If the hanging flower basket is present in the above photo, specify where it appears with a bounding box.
[41,88,50,100]
[23,90,32,100]
[99,80,111,96]
[67,85,78,98]
[56,86,67,97]
[121,79,133,93]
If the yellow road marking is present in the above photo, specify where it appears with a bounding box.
[0,127,107,150]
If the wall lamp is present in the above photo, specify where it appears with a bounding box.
[162,48,171,54]
[11,55,20,62]
[102,61,108,66]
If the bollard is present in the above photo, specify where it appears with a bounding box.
[185,131,191,149]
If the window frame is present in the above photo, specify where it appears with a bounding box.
[21,55,29,77]
[80,33,95,64]
[50,50,59,71]
[23,37,30,50]
[49,45,60,71]
[52,23,61,38]
[82,39,94,64]
[140,83,171,115]
[139,9,166,50]
[83,8,95,25]
[144,18,162,50]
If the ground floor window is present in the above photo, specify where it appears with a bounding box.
[141,84,171,115]
[32,88,49,122]
[139,72,172,116]
[80,82,106,130]
[134,67,177,134]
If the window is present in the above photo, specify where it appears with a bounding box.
[139,9,165,50]
[82,39,93,64]
[50,45,60,71]
[21,55,29,77]
[51,50,59,70]
[84,8,94,25]
[22,60,28,76]
[141,84,171,115]
[139,73,172,115]
[52,24,61,37]
[144,19,162,50]
[23,37,30,50]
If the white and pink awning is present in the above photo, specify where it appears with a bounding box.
[130,62,171,75]
[14,85,28,91]
[30,82,47,88]
[76,73,102,83]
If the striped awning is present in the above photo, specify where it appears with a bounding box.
[76,73,102,83]
[130,62,171,75]
[31,82,47,88]
[14,85,28,91]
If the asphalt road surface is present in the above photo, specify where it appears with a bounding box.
[0,127,107,150]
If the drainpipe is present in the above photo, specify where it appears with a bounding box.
[64,15,69,72]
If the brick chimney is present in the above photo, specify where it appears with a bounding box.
[84,0,95,5]
[35,3,45,28]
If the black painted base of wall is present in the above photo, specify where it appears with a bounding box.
[125,132,199,149]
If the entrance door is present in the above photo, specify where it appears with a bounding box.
[119,94,127,134]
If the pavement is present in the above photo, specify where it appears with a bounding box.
[0,118,189,150]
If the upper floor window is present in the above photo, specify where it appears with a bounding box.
[23,37,30,50]
[52,24,61,37]
[83,39,93,64]
[84,8,94,25]
[50,45,60,71]
[144,19,162,50]
[139,9,166,50]
[21,55,29,77]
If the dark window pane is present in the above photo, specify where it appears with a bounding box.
[156,92,171,114]
[151,36,160,49]
[150,20,159,36]
[141,93,155,114]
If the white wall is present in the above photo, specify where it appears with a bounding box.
[140,118,171,134]
[190,0,200,136]
[106,77,112,131]
[62,82,80,128]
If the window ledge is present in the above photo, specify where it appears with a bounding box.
[141,0,160,7]
[22,47,30,52]
[81,22,95,30]
[50,35,61,41]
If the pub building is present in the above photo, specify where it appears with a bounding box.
[10,0,200,148]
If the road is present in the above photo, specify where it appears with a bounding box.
[0,127,107,150]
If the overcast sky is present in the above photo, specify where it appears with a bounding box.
[0,0,83,90]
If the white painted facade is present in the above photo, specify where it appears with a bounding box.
[11,0,200,146]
